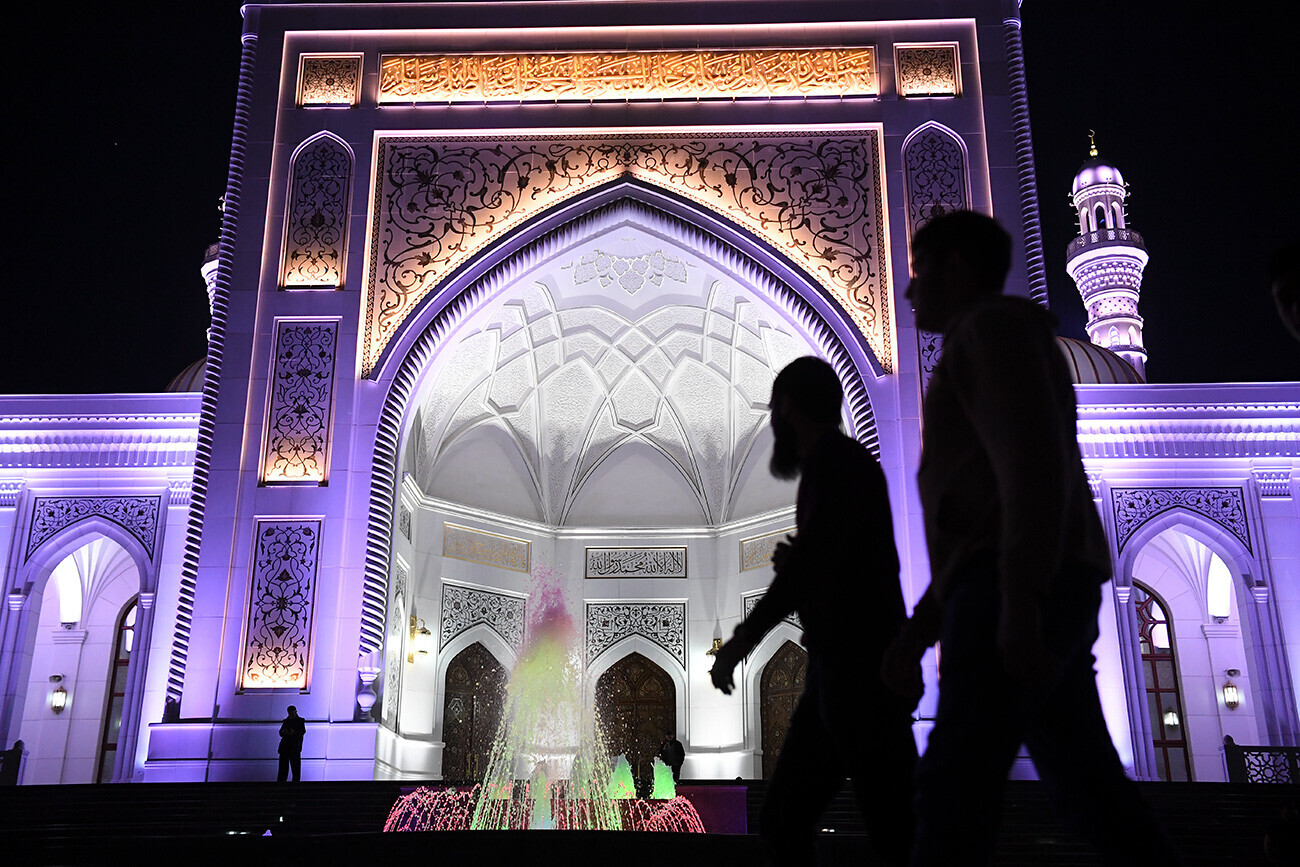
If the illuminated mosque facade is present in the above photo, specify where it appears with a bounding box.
[1,0,1297,787]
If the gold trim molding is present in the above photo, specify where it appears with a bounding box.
[378,48,876,103]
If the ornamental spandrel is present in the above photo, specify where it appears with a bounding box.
[365,130,890,374]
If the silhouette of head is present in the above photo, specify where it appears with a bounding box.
[769,357,842,480]
[1271,241,1300,341]
[907,210,1011,333]
[288,705,298,716]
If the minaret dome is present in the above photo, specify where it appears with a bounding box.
[1065,133,1150,379]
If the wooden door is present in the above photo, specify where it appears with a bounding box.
[442,642,507,781]
[760,640,807,779]
[596,652,676,794]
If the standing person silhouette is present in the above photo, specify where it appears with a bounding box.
[884,210,1177,865]
[277,705,306,782]
[710,356,916,866]
[657,730,685,784]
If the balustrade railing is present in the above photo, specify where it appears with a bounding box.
[1224,735,1300,784]
[1067,227,1146,258]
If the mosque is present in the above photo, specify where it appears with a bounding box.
[1,0,1296,789]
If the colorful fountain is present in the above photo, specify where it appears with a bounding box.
[384,567,704,834]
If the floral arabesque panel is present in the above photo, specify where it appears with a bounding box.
[240,520,322,689]
[363,130,890,374]
[262,320,339,483]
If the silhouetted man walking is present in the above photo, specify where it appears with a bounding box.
[884,210,1177,865]
[711,356,916,866]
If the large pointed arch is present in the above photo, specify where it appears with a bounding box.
[357,184,886,660]
[1116,511,1298,754]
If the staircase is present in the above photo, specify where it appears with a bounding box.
[1,778,1294,865]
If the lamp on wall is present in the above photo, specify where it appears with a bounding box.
[705,638,724,657]
[49,675,67,715]
[1223,669,1242,710]
[408,615,433,663]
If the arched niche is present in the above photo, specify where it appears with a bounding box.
[7,532,146,784]
[1116,511,1294,772]
[280,130,354,288]
[359,186,888,669]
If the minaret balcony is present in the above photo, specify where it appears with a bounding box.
[1067,227,1146,259]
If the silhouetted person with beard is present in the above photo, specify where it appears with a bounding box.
[277,705,306,782]
[883,210,1177,865]
[710,356,916,866]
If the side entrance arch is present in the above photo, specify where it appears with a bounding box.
[596,652,675,793]
[760,640,808,779]
[441,642,507,781]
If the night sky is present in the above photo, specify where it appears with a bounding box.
[4,3,1297,396]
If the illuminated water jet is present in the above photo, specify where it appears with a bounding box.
[384,566,703,834]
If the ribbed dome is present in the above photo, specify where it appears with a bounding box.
[164,356,208,392]
[1072,156,1126,196]
[1056,337,1141,384]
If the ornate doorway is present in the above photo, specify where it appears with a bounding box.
[442,642,507,781]
[596,652,676,794]
[760,640,808,779]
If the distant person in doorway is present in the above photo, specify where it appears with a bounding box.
[277,705,306,782]
[882,210,1177,865]
[657,731,685,784]
[709,356,917,866]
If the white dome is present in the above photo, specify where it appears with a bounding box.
[1072,157,1126,195]
[1056,337,1142,384]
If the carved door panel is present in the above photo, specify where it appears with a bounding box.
[760,640,808,779]
[596,652,676,794]
[442,642,507,781]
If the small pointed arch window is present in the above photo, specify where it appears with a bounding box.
[281,132,353,288]
[1095,202,1111,231]
[1133,583,1192,781]
[97,598,137,783]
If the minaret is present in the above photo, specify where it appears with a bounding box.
[1065,133,1149,380]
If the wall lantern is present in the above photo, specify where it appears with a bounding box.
[1162,710,1180,729]
[1223,669,1242,710]
[705,638,724,657]
[49,675,67,715]
[408,615,433,663]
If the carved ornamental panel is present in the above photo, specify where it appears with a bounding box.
[298,54,363,106]
[262,320,340,484]
[744,591,802,630]
[740,528,796,572]
[440,582,526,652]
[1111,487,1251,554]
[240,520,322,689]
[585,547,687,579]
[443,524,530,572]
[586,601,686,668]
[378,48,877,103]
[364,129,891,374]
[281,134,352,288]
[903,123,969,393]
[895,45,960,97]
[26,496,162,562]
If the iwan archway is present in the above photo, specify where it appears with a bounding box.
[363,177,891,779]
